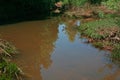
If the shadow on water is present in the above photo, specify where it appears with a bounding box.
[0,0,52,25]
[0,18,120,80]
[0,14,50,25]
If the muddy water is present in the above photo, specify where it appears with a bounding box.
[0,18,120,80]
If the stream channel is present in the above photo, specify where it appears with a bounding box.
[0,18,120,80]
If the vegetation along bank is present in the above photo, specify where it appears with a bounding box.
[0,39,23,80]
[0,0,120,79]
[61,0,120,62]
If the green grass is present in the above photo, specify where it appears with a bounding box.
[0,39,22,80]
[0,62,20,80]
[78,18,117,40]
[102,0,120,10]
[78,17,120,61]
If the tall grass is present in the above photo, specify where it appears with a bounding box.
[0,39,23,80]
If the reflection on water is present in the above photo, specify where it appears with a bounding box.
[99,63,120,80]
[0,18,120,80]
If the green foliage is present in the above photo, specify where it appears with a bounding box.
[78,17,120,62]
[62,0,69,4]
[0,74,12,80]
[71,0,88,6]
[0,59,21,80]
[102,0,120,10]
[0,40,22,80]
[98,11,105,18]
[6,63,19,76]
[97,11,116,19]
[0,61,21,80]
[79,18,117,39]
[0,60,7,70]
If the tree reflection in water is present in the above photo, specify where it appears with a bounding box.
[58,19,78,42]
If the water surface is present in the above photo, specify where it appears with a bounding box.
[0,18,120,80]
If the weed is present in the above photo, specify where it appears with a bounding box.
[6,63,19,76]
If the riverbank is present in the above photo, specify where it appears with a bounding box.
[63,4,120,61]
[0,39,23,80]
[78,18,120,61]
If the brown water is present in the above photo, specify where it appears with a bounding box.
[0,18,120,80]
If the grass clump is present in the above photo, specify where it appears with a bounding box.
[0,39,17,57]
[0,39,23,80]
[102,0,120,11]
[0,62,22,80]
[78,16,120,50]
[78,15,120,61]
[79,18,117,40]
